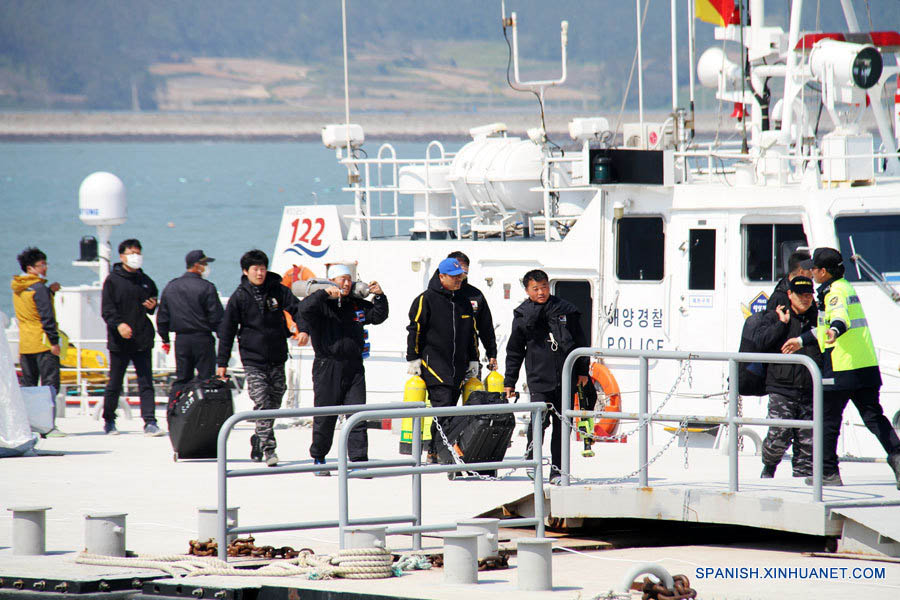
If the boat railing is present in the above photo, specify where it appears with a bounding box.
[215,401,547,561]
[339,149,477,240]
[5,333,174,413]
[560,348,825,502]
[673,145,900,185]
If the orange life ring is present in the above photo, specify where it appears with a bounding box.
[590,362,621,438]
[282,264,317,287]
[282,264,317,338]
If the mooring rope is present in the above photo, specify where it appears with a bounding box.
[75,547,396,580]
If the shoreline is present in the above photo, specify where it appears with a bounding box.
[0,110,743,143]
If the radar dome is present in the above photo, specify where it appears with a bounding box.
[79,172,126,226]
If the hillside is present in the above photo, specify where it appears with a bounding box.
[0,1,894,113]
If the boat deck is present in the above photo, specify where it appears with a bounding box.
[2,412,900,599]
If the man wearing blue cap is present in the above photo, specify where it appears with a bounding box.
[406,257,479,461]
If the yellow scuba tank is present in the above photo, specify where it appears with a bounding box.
[483,369,504,393]
[462,376,484,404]
[400,375,432,454]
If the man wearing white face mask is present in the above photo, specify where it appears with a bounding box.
[157,250,223,397]
[100,239,162,436]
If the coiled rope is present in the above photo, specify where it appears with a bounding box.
[75,546,396,580]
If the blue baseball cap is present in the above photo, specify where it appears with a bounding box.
[438,257,465,276]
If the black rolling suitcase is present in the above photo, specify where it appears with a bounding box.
[436,391,515,479]
[167,378,234,461]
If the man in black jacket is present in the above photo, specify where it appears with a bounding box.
[217,250,302,467]
[406,257,479,459]
[765,250,812,312]
[504,269,589,483]
[157,250,223,396]
[300,264,388,472]
[100,239,162,436]
[447,251,498,372]
[753,276,820,478]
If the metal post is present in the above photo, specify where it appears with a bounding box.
[339,423,350,548]
[217,421,230,561]
[638,356,649,487]
[812,362,823,502]
[560,352,574,486]
[411,411,422,550]
[532,404,545,538]
[728,359,739,492]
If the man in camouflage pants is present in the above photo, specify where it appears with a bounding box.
[217,250,302,467]
[750,276,820,478]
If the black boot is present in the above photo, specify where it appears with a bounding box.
[888,452,900,490]
[250,434,263,462]
[760,464,776,479]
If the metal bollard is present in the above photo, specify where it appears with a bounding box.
[198,507,238,545]
[442,532,479,584]
[456,518,499,560]
[7,507,51,555]
[516,537,553,591]
[343,525,386,549]
[84,513,127,557]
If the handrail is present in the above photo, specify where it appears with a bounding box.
[337,402,548,550]
[560,348,824,502]
[215,402,421,562]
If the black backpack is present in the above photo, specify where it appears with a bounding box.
[737,311,768,396]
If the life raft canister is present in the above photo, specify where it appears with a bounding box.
[591,362,622,440]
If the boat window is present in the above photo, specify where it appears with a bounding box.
[689,229,716,290]
[616,217,664,281]
[744,223,807,281]
[835,215,900,282]
[553,280,593,339]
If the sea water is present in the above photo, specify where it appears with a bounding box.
[0,140,436,316]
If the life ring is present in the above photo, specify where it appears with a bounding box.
[591,362,621,438]
[282,264,317,287]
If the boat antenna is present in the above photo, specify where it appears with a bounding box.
[739,0,748,154]
[500,0,566,152]
[635,0,644,132]
[341,0,352,155]
[687,0,696,143]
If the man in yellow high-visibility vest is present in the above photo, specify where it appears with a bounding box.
[784,248,900,488]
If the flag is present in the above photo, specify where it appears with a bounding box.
[696,0,738,27]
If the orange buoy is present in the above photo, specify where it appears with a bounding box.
[590,362,621,439]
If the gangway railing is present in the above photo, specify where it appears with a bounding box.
[216,401,547,560]
[216,402,422,562]
[336,402,548,549]
[560,349,824,501]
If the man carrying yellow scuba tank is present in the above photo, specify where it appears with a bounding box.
[783,247,900,488]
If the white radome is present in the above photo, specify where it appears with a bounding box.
[78,171,127,226]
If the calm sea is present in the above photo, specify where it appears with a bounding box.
[0,140,438,317]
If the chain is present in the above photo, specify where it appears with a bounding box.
[432,417,533,481]
[567,358,693,443]
[565,416,690,486]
